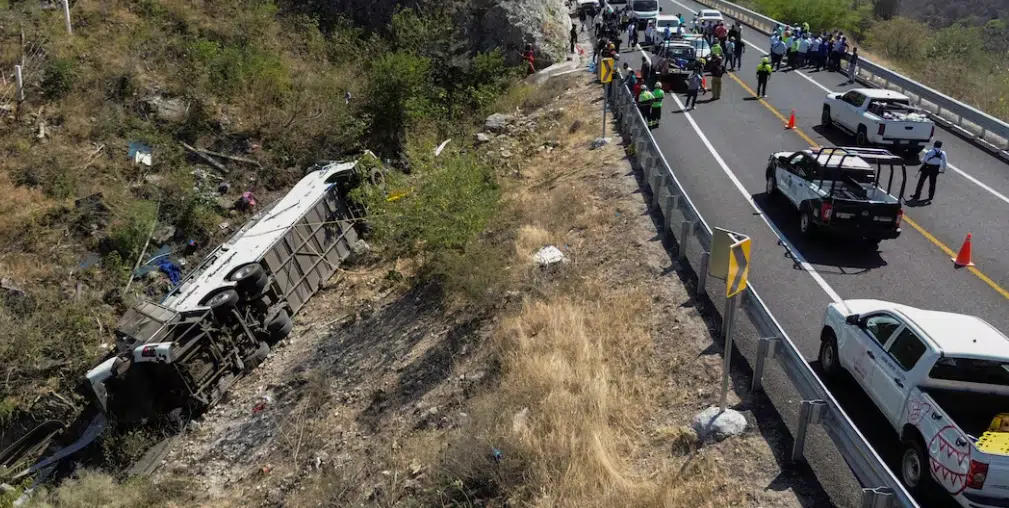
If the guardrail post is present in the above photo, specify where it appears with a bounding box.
[651,173,664,209]
[751,336,780,392]
[860,488,895,508]
[662,194,676,232]
[697,251,710,296]
[791,399,827,463]
[678,221,694,261]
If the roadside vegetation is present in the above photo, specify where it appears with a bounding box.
[742,0,1009,122]
[0,0,517,481]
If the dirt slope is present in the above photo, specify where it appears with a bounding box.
[150,74,829,508]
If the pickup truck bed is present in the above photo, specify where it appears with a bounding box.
[925,388,1009,441]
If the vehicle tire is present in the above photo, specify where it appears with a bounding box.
[227,264,267,296]
[265,310,293,344]
[856,125,869,147]
[765,172,777,196]
[900,438,933,496]
[821,106,832,128]
[201,289,239,317]
[799,208,815,236]
[818,329,841,378]
[244,341,271,372]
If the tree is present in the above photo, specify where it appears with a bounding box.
[872,0,901,20]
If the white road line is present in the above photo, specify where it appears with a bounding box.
[667,0,1009,208]
[666,92,843,303]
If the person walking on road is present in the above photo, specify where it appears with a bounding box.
[756,57,773,98]
[770,37,787,70]
[710,57,725,100]
[649,85,665,128]
[725,38,737,71]
[637,84,654,122]
[910,141,948,202]
[733,34,745,70]
[846,47,859,84]
[684,69,705,110]
[570,24,578,53]
[628,21,638,47]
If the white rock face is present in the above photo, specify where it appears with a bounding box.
[533,245,567,266]
[691,406,747,441]
[466,0,571,67]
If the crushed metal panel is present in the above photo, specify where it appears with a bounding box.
[263,186,358,316]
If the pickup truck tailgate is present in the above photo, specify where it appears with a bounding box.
[882,121,933,142]
[960,449,1009,505]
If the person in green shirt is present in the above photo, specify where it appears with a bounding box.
[649,86,665,127]
[637,85,654,123]
[756,57,773,98]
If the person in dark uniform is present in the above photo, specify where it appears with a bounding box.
[910,140,948,203]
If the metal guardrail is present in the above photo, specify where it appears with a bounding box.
[692,0,1009,159]
[607,78,919,508]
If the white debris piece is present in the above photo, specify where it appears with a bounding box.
[691,406,747,442]
[533,245,567,266]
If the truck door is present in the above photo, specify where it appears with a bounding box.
[780,153,809,206]
[874,326,926,427]
[849,313,902,395]
[838,91,866,130]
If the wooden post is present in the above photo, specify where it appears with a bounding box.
[15,65,23,103]
[62,0,72,35]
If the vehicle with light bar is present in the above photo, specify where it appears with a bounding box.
[765,146,905,245]
[822,88,935,154]
[820,299,1009,507]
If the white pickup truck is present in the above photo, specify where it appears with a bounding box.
[822,89,935,154]
[820,299,1009,507]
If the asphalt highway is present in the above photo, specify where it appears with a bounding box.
[609,1,1009,506]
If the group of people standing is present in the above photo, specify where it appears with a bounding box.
[767,24,859,83]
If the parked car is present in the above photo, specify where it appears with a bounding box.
[820,299,1009,507]
[630,0,660,29]
[696,8,723,23]
[822,88,935,154]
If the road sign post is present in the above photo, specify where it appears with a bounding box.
[711,228,751,412]
[599,57,614,141]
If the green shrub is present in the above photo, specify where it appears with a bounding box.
[756,0,865,36]
[354,149,499,256]
[107,200,158,260]
[41,59,76,100]
[364,51,435,153]
[865,18,931,62]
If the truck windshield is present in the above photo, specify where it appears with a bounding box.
[633,0,658,11]
[930,357,1009,387]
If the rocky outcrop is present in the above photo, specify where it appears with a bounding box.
[464,0,572,67]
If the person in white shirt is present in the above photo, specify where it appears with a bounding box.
[910,140,948,202]
[796,35,809,68]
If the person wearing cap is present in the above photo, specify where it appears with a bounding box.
[649,84,665,127]
[756,57,773,98]
[637,84,654,122]
[910,140,948,202]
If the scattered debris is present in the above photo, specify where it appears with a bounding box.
[236,191,257,211]
[475,132,492,144]
[182,142,228,173]
[691,406,747,442]
[143,96,190,123]
[434,139,451,156]
[36,120,46,140]
[128,141,153,166]
[590,137,610,149]
[533,245,567,266]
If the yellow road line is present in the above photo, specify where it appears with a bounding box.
[725,72,1009,302]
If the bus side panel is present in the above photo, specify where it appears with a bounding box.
[263,187,359,316]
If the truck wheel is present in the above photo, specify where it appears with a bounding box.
[799,208,815,236]
[201,289,239,316]
[900,438,932,496]
[228,264,267,296]
[765,172,777,196]
[821,106,832,128]
[856,125,869,147]
[244,341,271,371]
[818,329,840,378]
[266,310,293,344]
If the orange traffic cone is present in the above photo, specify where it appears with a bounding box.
[786,109,797,130]
[952,233,975,268]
